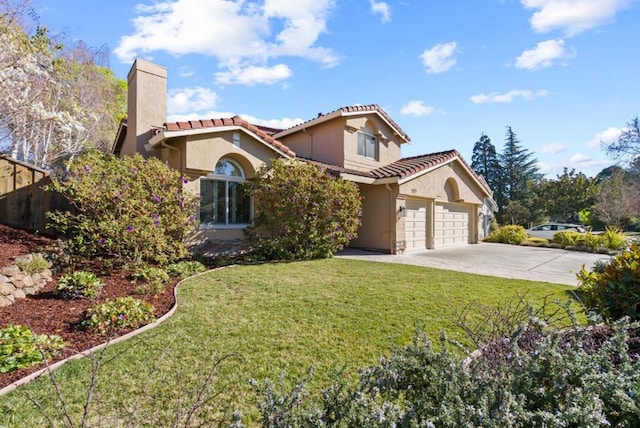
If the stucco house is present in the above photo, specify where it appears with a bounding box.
[113,59,496,254]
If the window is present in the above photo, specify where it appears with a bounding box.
[357,124,378,160]
[200,159,251,226]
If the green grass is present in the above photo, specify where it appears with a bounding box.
[0,259,575,426]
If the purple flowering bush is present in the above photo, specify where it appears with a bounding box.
[81,297,155,334]
[247,159,362,260]
[47,151,198,265]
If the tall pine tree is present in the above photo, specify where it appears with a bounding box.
[497,127,540,222]
[471,132,500,192]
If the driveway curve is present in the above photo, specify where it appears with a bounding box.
[337,243,611,286]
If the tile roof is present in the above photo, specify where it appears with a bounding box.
[162,115,295,157]
[275,104,411,142]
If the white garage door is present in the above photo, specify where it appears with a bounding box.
[405,200,427,251]
[434,203,471,247]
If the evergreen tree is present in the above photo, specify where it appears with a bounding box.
[471,132,500,191]
[497,127,540,222]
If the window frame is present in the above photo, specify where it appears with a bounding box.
[199,159,252,229]
[357,128,378,160]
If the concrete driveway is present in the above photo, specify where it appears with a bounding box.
[336,243,612,286]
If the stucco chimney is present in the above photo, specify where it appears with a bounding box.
[121,59,167,156]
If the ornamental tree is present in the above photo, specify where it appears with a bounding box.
[247,158,362,260]
[47,151,198,265]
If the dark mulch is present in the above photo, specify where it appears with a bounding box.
[0,224,178,390]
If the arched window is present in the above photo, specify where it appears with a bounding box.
[200,159,251,226]
[357,123,378,160]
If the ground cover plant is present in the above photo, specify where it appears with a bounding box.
[0,259,574,426]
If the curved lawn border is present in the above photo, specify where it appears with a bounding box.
[0,267,229,397]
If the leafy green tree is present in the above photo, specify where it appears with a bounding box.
[501,200,530,226]
[247,159,362,260]
[496,127,540,223]
[536,168,597,223]
[471,132,500,191]
[594,170,636,228]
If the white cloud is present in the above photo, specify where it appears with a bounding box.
[540,143,566,154]
[178,66,195,77]
[420,41,458,74]
[515,39,575,70]
[470,89,549,104]
[215,64,292,85]
[587,126,623,148]
[114,0,337,85]
[239,113,304,129]
[521,0,634,36]
[370,0,391,23]
[167,110,304,130]
[400,100,435,117]
[167,87,219,114]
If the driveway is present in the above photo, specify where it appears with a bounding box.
[336,243,611,286]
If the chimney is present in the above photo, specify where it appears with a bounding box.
[121,59,167,157]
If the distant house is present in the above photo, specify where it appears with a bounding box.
[113,59,496,253]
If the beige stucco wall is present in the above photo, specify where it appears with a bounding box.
[279,120,345,166]
[350,183,400,253]
[399,160,486,204]
[343,117,402,171]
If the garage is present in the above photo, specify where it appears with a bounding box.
[404,200,427,251]
[434,203,471,247]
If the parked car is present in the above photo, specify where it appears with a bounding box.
[526,223,586,240]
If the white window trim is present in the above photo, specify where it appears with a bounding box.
[358,130,378,160]
[199,159,252,228]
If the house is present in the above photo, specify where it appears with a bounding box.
[113,59,495,254]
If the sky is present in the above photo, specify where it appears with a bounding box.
[31,0,640,178]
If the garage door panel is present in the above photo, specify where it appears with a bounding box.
[405,200,426,251]
[434,203,471,248]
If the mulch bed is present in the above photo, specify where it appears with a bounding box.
[0,224,179,390]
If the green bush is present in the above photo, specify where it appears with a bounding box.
[0,325,66,373]
[15,254,50,275]
[82,297,155,334]
[486,225,528,244]
[46,151,198,265]
[247,159,362,260]
[54,270,104,300]
[600,227,628,250]
[165,260,206,279]
[254,315,640,426]
[577,242,640,321]
[131,266,170,295]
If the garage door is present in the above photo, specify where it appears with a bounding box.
[405,200,427,251]
[434,203,471,247]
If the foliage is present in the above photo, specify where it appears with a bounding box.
[577,243,640,321]
[82,297,155,334]
[600,227,629,250]
[0,324,66,373]
[54,270,104,300]
[0,4,126,172]
[15,254,50,275]
[605,115,640,164]
[247,158,362,260]
[501,200,530,226]
[46,151,198,265]
[165,260,206,279]
[594,169,638,229]
[131,266,170,295]
[486,225,528,244]
[535,168,597,223]
[471,132,500,192]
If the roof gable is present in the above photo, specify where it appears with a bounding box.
[274,104,411,143]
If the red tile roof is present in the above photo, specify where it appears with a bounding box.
[275,104,410,142]
[162,115,295,157]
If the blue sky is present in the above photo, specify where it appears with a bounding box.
[33,0,639,177]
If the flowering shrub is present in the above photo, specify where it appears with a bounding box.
[247,159,362,260]
[82,297,155,334]
[578,242,640,321]
[46,151,198,265]
[54,270,104,300]
[0,325,66,373]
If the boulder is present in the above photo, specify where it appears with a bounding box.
[0,283,16,295]
[1,265,20,277]
[13,289,26,299]
[0,274,8,284]
[0,296,12,307]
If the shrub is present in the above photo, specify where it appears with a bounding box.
[46,151,198,265]
[15,254,50,275]
[165,260,206,279]
[0,325,66,373]
[54,270,104,300]
[600,227,628,250]
[577,243,640,321]
[486,225,528,244]
[131,266,170,295]
[247,159,362,260]
[254,315,640,426]
[82,297,155,334]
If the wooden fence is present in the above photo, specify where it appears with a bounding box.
[0,156,69,234]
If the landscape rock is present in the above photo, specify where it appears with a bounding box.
[0,283,16,295]
[12,289,26,299]
[1,265,20,277]
[0,296,12,307]
[0,274,8,284]
[12,279,24,289]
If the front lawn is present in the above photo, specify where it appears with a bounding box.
[0,259,575,426]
